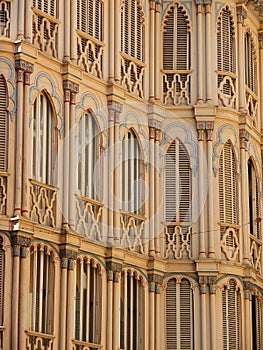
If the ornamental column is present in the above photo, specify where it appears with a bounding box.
[196,2,204,103]
[149,123,155,256]
[258,31,263,131]
[237,6,247,112]
[66,257,76,350]
[17,0,25,40]
[243,281,253,350]
[70,0,77,62]
[199,276,208,350]
[240,130,250,265]
[113,271,121,350]
[107,103,115,244]
[59,251,69,350]
[108,0,115,82]
[149,0,155,101]
[25,0,32,42]
[64,0,70,61]
[154,1,161,101]
[106,270,113,350]
[149,282,155,350]
[205,2,212,103]
[114,0,121,82]
[208,277,217,350]
[154,126,161,256]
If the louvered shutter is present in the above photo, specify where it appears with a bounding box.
[165,140,191,223]
[219,141,237,225]
[217,9,234,73]
[166,278,177,349]
[0,76,7,172]
[245,33,256,93]
[33,0,57,17]
[0,237,4,326]
[180,279,192,349]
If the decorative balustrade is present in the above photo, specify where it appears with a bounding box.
[25,331,54,350]
[217,71,237,108]
[77,30,104,78]
[72,339,102,350]
[164,224,192,259]
[0,1,10,37]
[162,70,192,105]
[120,210,145,254]
[0,172,7,215]
[220,224,240,262]
[29,179,57,227]
[250,234,262,274]
[245,86,258,118]
[75,195,103,241]
[120,52,145,98]
[32,8,59,58]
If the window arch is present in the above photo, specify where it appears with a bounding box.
[248,159,260,239]
[77,0,103,41]
[77,111,101,200]
[29,245,55,334]
[166,277,194,349]
[222,279,241,350]
[245,32,256,93]
[165,139,191,223]
[74,258,102,345]
[163,4,191,71]
[122,129,144,215]
[219,141,238,225]
[217,7,235,74]
[0,75,8,173]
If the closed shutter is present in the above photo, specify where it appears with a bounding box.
[180,279,192,349]
[219,141,237,225]
[0,237,4,326]
[217,9,234,73]
[33,0,57,17]
[166,278,177,349]
[77,0,103,40]
[245,33,256,93]
[165,140,191,223]
[0,76,7,172]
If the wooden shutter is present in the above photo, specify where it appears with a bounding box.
[245,33,256,93]
[217,9,234,73]
[0,237,4,326]
[166,278,177,349]
[219,141,237,225]
[165,140,191,223]
[0,76,7,172]
[180,279,192,349]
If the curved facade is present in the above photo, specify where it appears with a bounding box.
[0,0,263,349]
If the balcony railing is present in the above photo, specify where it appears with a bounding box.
[120,52,145,98]
[0,172,8,215]
[75,195,103,241]
[164,223,192,259]
[217,71,237,109]
[32,8,59,58]
[220,224,240,262]
[25,331,54,350]
[245,86,258,118]
[29,179,57,227]
[120,210,145,254]
[77,30,104,78]
[250,234,262,274]
[0,1,11,37]
[72,339,102,350]
[162,70,192,105]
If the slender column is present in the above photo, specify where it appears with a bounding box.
[25,0,32,41]
[22,66,34,217]
[66,259,75,350]
[240,130,250,265]
[205,3,212,103]
[197,123,206,258]
[237,6,247,112]
[108,0,115,82]
[123,271,127,349]
[206,123,215,258]
[149,282,155,350]
[107,271,113,350]
[114,0,121,82]
[208,277,217,350]
[17,0,25,39]
[149,1,155,101]
[11,241,20,350]
[113,272,120,350]
[196,4,204,103]
[199,277,208,350]
[85,261,90,341]
[38,247,44,332]
[108,103,115,244]
[155,285,160,350]
[19,245,29,350]
[64,0,70,61]
[155,128,161,256]
[60,257,68,350]
[70,0,77,62]
[244,281,253,350]
[149,127,155,256]
[154,2,161,101]
[258,32,263,131]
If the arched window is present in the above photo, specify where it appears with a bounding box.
[252,294,263,349]
[165,139,191,223]
[222,279,241,350]
[217,8,235,74]
[29,245,55,334]
[32,93,56,185]
[166,278,193,349]
[77,111,101,200]
[219,141,238,225]
[0,75,8,173]
[120,271,145,349]
[75,259,102,345]
[32,0,57,17]
[122,130,144,215]
[77,0,103,41]
[0,237,5,327]
[245,32,256,93]
[248,159,260,238]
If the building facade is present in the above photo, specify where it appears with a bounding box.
[0,0,263,349]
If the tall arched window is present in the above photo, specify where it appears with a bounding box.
[166,278,193,349]
[32,93,56,185]
[222,279,241,350]
[0,75,8,173]
[75,258,102,345]
[29,245,55,334]
[245,32,256,93]
[77,111,101,200]
[219,141,238,225]
[120,271,145,349]
[122,130,143,215]
[165,139,191,223]
[248,159,260,238]
[77,0,103,41]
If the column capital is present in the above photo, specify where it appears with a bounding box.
[149,281,156,293]
[240,129,249,150]
[236,5,247,24]
[243,280,254,300]
[59,247,77,269]
[15,59,34,74]
[258,31,263,49]
[11,233,31,257]
[107,100,123,124]
[148,272,163,293]
[106,260,123,274]
[208,276,217,294]
[199,276,208,294]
